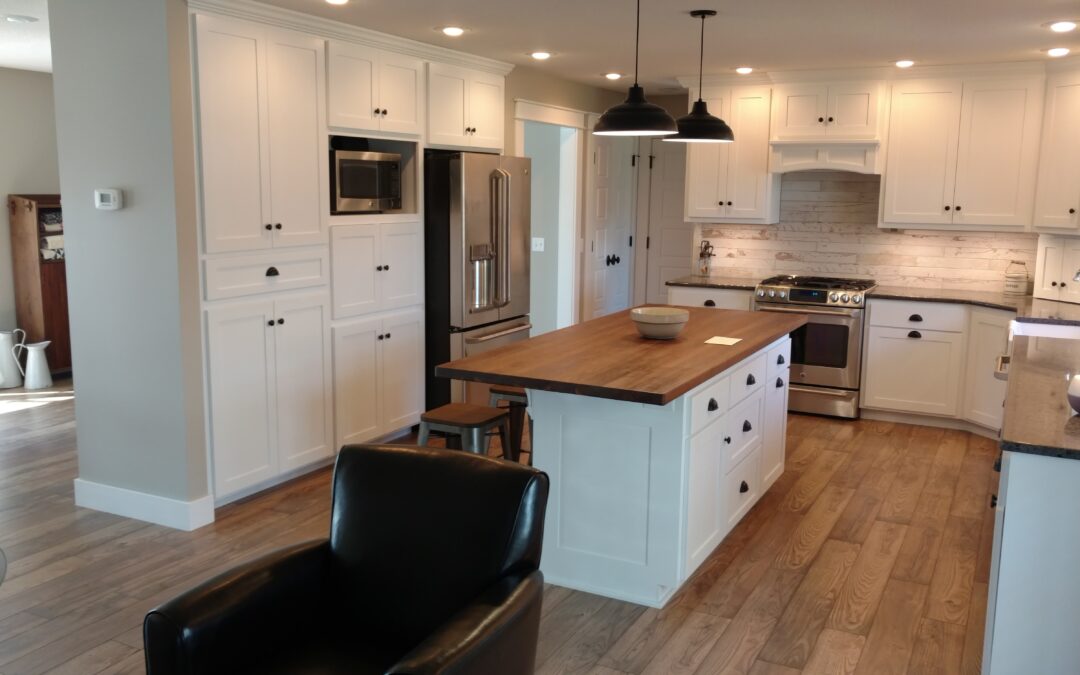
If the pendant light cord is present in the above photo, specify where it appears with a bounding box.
[634,0,641,85]
[697,13,705,101]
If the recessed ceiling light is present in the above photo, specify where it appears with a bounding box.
[530,51,552,61]
[325,0,348,5]
[441,26,465,37]
[1049,20,1077,33]
[3,14,39,23]
[605,73,623,80]
[895,59,915,68]
[1047,47,1072,57]
[735,67,753,75]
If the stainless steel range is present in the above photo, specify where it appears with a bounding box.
[752,275,877,419]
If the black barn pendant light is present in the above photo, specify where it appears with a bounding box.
[665,9,734,143]
[593,0,678,136]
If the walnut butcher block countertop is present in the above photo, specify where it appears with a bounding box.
[435,307,807,405]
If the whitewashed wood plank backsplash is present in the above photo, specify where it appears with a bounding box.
[698,171,1037,292]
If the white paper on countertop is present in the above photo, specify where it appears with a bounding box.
[705,336,742,346]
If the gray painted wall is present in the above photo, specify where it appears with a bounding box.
[524,121,561,335]
[0,68,61,330]
[49,0,207,501]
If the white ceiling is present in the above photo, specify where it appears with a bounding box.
[0,0,49,72]
[257,0,1080,93]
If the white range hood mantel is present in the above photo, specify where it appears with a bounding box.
[768,137,881,175]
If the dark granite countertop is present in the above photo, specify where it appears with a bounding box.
[1001,335,1080,460]
[665,275,758,291]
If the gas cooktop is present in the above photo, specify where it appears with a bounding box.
[755,275,877,307]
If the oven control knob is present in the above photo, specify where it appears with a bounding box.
[841,293,850,303]
[757,289,766,298]
[852,294,862,304]
[768,289,776,298]
[830,293,839,302]
[779,290,787,299]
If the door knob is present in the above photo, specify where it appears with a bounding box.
[739,480,749,494]
[614,255,621,264]
[265,266,280,277]
[605,254,612,266]
[724,436,732,444]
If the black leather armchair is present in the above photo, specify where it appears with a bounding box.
[144,444,550,675]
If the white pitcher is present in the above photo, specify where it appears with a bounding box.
[16,341,52,390]
[0,330,26,389]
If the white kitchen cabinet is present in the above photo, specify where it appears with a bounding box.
[771,81,881,140]
[863,325,964,417]
[331,221,422,319]
[962,307,1012,430]
[1034,235,1080,303]
[194,15,327,253]
[763,341,790,487]
[427,62,504,151]
[684,86,777,222]
[668,286,752,310]
[333,307,424,447]
[207,293,333,498]
[882,76,1044,229]
[685,419,726,575]
[1033,70,1080,230]
[327,41,423,135]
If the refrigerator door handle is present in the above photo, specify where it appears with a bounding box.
[464,322,532,344]
[498,169,512,308]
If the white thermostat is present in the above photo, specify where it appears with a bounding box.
[94,188,123,210]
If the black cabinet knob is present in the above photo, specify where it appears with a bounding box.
[777,355,785,365]
[274,223,282,230]
[944,205,951,211]
[377,334,384,340]
[818,116,825,123]
[726,201,733,206]
[776,377,784,388]
[265,266,280,277]
[385,333,391,339]
[1064,282,1069,289]
[743,420,752,432]
[707,398,719,412]
[1052,281,1059,287]
[384,264,390,271]
[827,116,834,122]
[739,480,749,494]
[374,107,382,115]
[746,374,756,386]
[267,320,274,327]
[990,494,998,508]
[955,205,962,212]
[376,265,384,271]
[704,299,716,307]
[265,223,273,230]
[1071,208,1077,214]
[724,436,732,444]
[908,330,922,339]
[993,454,1002,472]
[909,314,923,322]
[277,318,284,325]
[382,109,388,116]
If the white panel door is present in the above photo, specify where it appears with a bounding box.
[863,326,964,416]
[379,308,425,432]
[326,41,378,131]
[586,134,636,318]
[468,71,506,151]
[194,15,270,254]
[763,375,788,486]
[331,224,380,318]
[726,87,771,220]
[427,62,470,147]
[1033,71,1080,230]
[882,80,963,225]
[963,308,1011,430]
[770,84,828,139]
[380,221,423,310]
[207,300,276,496]
[953,77,1043,228]
[825,82,880,139]
[266,29,326,248]
[685,421,725,575]
[274,294,333,472]
[1034,236,1065,301]
[333,317,382,447]
[645,140,694,304]
[377,51,423,135]
[684,92,728,219]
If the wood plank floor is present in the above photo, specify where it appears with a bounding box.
[0,382,996,674]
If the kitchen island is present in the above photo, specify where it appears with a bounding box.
[436,307,805,607]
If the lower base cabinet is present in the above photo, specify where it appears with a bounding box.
[963,307,1011,429]
[863,325,965,417]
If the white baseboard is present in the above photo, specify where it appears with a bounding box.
[859,408,999,440]
[73,478,215,531]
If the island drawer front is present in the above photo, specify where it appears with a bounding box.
[668,286,752,310]
[204,250,330,300]
[690,376,730,437]
[725,390,764,471]
[730,353,767,405]
[725,445,762,529]
[768,340,791,379]
[869,299,966,332]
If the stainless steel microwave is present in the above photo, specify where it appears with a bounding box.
[331,149,402,214]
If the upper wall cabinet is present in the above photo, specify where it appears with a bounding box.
[194,15,327,254]
[770,81,882,140]
[882,75,1044,229]
[427,62,504,152]
[1033,70,1080,231]
[684,86,779,222]
[327,41,423,135]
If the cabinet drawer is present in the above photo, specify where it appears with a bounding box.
[729,353,767,405]
[767,340,791,379]
[689,376,729,437]
[870,299,966,332]
[205,250,329,300]
[725,445,762,529]
[725,390,763,470]
[668,286,752,310]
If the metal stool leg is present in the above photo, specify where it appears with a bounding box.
[417,422,430,447]
[463,427,486,454]
[506,404,525,462]
[497,418,511,461]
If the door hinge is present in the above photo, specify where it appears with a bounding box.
[648,154,656,169]
[593,151,597,165]
[629,235,633,247]
[646,236,651,249]
[631,153,639,167]
[590,240,594,252]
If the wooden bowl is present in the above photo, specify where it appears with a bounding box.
[630,306,689,340]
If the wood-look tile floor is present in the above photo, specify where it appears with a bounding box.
[0,382,997,675]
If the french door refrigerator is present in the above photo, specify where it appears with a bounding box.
[424,150,532,409]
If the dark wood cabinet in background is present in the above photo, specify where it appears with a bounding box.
[8,194,71,373]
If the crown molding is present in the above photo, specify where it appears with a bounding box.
[186,0,515,76]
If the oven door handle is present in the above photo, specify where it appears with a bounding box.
[756,305,860,318]
[789,384,854,397]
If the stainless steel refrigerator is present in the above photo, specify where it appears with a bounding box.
[425,150,531,409]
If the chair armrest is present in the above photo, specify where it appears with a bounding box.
[388,570,544,675]
[144,539,330,675]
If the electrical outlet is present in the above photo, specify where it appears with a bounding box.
[532,237,545,252]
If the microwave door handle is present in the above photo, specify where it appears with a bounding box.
[500,169,512,307]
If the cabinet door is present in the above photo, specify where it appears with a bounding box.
[685,420,725,575]
[379,308,424,431]
[326,41,379,131]
[207,300,276,497]
[1033,72,1080,230]
[770,84,828,139]
[882,80,963,225]
[1060,240,1080,304]
[953,77,1043,228]
[726,87,771,220]
[266,29,326,248]
[274,295,333,472]
[427,62,470,147]
[825,82,880,139]
[963,308,1012,430]
[378,52,423,135]
[763,370,788,487]
[863,326,964,417]
[468,71,506,151]
[1034,236,1065,301]
[380,221,424,310]
[194,15,270,254]
[333,317,383,446]
[684,93,729,219]
[331,224,380,318]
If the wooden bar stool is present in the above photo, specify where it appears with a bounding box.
[488,385,530,464]
[418,403,511,456]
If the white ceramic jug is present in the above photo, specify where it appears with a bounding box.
[16,341,52,390]
[0,330,26,389]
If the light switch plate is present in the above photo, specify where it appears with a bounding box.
[532,237,545,252]
[94,188,123,210]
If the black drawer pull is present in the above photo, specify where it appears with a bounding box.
[265,266,280,277]
[707,398,719,412]
[724,436,732,444]
[777,354,785,365]
[739,480,749,494]
[704,299,716,307]
[908,330,922,339]
[743,420,752,432]
[993,454,1002,473]
[776,377,784,388]
[990,494,998,508]
[746,374,756,386]
[909,314,923,322]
